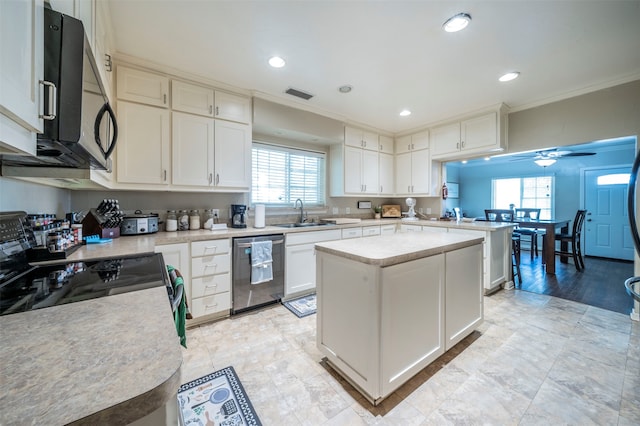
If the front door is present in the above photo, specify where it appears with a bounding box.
[584,167,634,260]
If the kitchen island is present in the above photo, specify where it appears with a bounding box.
[315,232,484,405]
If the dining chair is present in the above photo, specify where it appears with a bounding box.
[553,209,587,271]
[514,208,544,260]
[484,209,514,222]
[511,233,522,286]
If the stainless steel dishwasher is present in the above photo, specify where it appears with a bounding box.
[232,234,285,314]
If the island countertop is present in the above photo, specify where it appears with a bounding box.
[0,286,182,425]
[315,232,484,267]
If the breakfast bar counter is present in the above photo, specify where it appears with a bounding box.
[315,232,484,405]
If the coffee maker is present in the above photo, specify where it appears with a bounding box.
[230,204,247,228]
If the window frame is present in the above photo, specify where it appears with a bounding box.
[491,174,555,220]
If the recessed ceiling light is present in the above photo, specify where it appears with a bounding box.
[399,109,412,117]
[338,85,353,93]
[268,56,286,68]
[461,160,468,164]
[443,13,471,33]
[499,72,520,82]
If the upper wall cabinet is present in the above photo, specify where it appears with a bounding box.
[378,135,394,154]
[345,126,379,151]
[395,130,429,154]
[0,0,43,156]
[171,80,251,124]
[117,66,170,108]
[430,107,508,160]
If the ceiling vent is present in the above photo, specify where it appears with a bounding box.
[285,87,313,100]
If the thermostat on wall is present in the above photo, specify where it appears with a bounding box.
[357,201,372,209]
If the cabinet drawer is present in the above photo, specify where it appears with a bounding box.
[190,292,231,317]
[421,225,448,234]
[362,226,381,237]
[285,229,342,246]
[191,239,230,257]
[380,224,397,235]
[191,273,230,298]
[342,227,363,239]
[191,253,230,277]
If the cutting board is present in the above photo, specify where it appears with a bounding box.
[321,217,362,224]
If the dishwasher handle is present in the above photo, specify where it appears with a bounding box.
[235,239,284,248]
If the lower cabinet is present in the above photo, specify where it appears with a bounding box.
[154,241,190,303]
[189,239,231,319]
[284,229,342,300]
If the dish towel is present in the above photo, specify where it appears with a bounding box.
[167,265,190,348]
[250,240,273,284]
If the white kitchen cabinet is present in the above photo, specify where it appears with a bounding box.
[431,111,507,160]
[394,130,429,154]
[93,0,114,100]
[378,152,394,195]
[395,148,431,195]
[378,135,394,154]
[117,66,169,108]
[333,144,379,195]
[445,244,483,350]
[172,80,215,117]
[214,91,251,124]
[116,101,170,185]
[190,239,231,319]
[172,111,214,186]
[342,227,363,239]
[155,242,190,307]
[380,224,397,235]
[0,0,43,156]
[345,126,378,151]
[171,112,251,190]
[399,224,423,232]
[362,226,381,237]
[284,229,342,299]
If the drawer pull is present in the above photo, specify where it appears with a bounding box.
[205,246,218,251]
[204,264,218,269]
[205,284,218,289]
[205,303,218,309]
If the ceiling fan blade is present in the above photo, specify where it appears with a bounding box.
[558,152,596,157]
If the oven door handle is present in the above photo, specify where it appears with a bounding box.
[235,239,284,248]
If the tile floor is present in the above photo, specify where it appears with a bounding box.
[181,290,640,425]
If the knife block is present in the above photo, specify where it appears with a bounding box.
[81,210,120,239]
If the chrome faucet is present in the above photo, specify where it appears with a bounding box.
[294,198,305,223]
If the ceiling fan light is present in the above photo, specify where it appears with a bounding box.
[268,56,286,68]
[534,159,557,167]
[443,13,471,32]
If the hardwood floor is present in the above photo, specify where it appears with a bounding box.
[515,250,635,315]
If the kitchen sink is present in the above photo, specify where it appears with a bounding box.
[273,222,334,228]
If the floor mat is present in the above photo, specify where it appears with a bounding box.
[283,293,316,318]
[178,366,261,426]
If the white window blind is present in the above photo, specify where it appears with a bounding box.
[252,143,326,206]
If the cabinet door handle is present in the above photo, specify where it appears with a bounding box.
[216,173,220,185]
[209,173,213,184]
[461,140,465,148]
[164,170,167,181]
[215,106,219,116]
[456,142,460,149]
[408,185,411,192]
[411,185,414,192]
[407,144,411,151]
[209,105,213,115]
[411,143,414,150]
[104,54,112,72]
[39,80,57,120]
[163,94,167,104]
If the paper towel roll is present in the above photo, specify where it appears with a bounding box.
[254,204,265,228]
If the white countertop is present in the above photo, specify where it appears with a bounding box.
[315,232,485,267]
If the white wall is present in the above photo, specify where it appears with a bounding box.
[0,177,71,217]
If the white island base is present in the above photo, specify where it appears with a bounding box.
[315,233,484,405]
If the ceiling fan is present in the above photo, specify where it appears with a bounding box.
[512,148,596,166]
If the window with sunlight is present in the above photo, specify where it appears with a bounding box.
[252,143,326,207]
[492,176,553,219]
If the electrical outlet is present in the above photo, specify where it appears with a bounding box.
[212,209,220,218]
[419,208,424,214]
[426,208,432,214]
[345,207,351,214]
[332,207,339,215]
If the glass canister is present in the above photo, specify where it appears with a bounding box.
[166,210,178,232]
[203,209,215,230]
[189,209,201,230]
[178,210,190,231]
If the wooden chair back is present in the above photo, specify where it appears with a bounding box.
[515,208,541,220]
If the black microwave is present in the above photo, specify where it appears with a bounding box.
[3,6,117,171]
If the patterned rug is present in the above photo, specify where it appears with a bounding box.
[283,293,316,318]
[178,366,261,426]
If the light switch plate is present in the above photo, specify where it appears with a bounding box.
[332,207,339,214]
[346,207,351,214]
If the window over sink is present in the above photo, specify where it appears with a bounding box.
[252,142,326,207]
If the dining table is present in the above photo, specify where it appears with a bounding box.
[515,218,571,274]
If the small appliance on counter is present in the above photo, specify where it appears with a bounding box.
[120,210,159,235]
[230,204,247,228]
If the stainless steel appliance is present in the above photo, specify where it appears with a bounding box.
[230,204,247,228]
[120,211,159,235]
[232,234,284,314]
[1,6,117,176]
[0,211,176,317]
